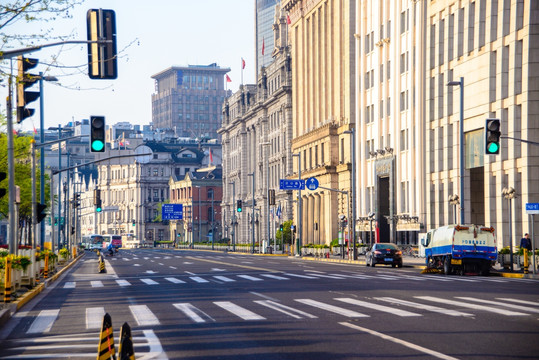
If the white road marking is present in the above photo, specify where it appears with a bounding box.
[133,264,141,267]
[340,322,460,360]
[335,298,421,317]
[214,301,265,320]
[213,276,236,282]
[237,275,263,281]
[63,282,75,289]
[456,297,539,314]
[415,296,529,316]
[306,273,347,279]
[129,305,160,326]
[85,307,105,329]
[90,281,103,288]
[140,278,159,285]
[27,310,60,334]
[261,274,289,280]
[169,266,177,269]
[295,299,369,317]
[116,279,131,287]
[284,273,318,279]
[496,298,539,306]
[165,277,185,284]
[190,276,209,283]
[375,297,473,317]
[173,303,213,323]
[254,300,317,319]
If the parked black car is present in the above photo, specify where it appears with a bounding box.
[365,243,403,268]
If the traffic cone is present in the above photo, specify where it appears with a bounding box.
[97,313,115,360]
[118,322,135,360]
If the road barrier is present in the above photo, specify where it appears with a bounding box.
[43,253,49,279]
[98,254,106,273]
[97,313,116,360]
[3,256,12,303]
[119,322,135,360]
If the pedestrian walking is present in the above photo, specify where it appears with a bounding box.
[520,233,532,251]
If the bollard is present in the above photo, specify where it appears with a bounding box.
[44,253,49,279]
[73,246,77,258]
[4,256,12,303]
[118,322,135,360]
[97,313,116,360]
[98,255,106,273]
[523,249,529,274]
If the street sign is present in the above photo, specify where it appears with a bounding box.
[280,179,305,190]
[306,177,319,191]
[162,204,183,220]
[526,203,539,215]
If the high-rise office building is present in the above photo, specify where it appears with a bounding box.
[255,0,280,76]
[151,63,230,139]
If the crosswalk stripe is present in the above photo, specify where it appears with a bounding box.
[496,298,539,306]
[415,296,529,316]
[140,278,159,285]
[254,300,317,319]
[306,273,347,279]
[295,299,369,318]
[165,277,185,284]
[214,301,265,320]
[116,279,131,287]
[86,307,105,329]
[213,276,236,282]
[173,303,213,323]
[335,298,421,317]
[190,276,209,283]
[261,274,289,280]
[455,297,539,314]
[375,297,473,317]
[284,273,318,279]
[129,305,160,326]
[237,275,263,281]
[90,281,103,288]
[63,282,76,289]
[421,275,457,282]
[372,275,400,280]
[27,310,60,334]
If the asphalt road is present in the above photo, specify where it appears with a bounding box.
[1,249,538,359]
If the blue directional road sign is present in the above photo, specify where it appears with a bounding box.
[280,179,305,190]
[306,177,319,191]
[526,203,539,215]
[162,204,183,220]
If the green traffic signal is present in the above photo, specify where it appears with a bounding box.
[96,205,102,212]
[91,139,105,152]
[486,142,499,154]
[485,118,501,155]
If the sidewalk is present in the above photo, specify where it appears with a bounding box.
[0,252,85,328]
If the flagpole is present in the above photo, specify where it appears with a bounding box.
[241,58,243,86]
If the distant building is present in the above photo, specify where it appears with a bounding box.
[255,0,280,76]
[151,63,231,139]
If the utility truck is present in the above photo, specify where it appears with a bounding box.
[422,225,497,276]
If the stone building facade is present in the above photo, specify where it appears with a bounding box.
[219,8,294,250]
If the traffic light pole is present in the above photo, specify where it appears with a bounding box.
[6,65,17,255]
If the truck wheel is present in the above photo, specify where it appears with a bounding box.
[444,257,452,275]
[480,263,490,276]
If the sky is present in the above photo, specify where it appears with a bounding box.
[1,0,256,132]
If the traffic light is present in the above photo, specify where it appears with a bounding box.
[87,9,117,79]
[73,193,80,208]
[485,118,501,155]
[0,171,6,199]
[279,224,283,232]
[94,189,102,212]
[36,203,47,223]
[90,116,106,152]
[236,199,243,212]
[132,219,136,226]
[268,189,275,205]
[17,56,40,123]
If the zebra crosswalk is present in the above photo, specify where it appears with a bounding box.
[21,295,539,336]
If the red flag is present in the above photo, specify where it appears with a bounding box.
[209,148,213,164]
[287,15,291,25]
[226,74,232,83]
[33,126,38,134]
[241,58,245,69]
[262,38,265,55]
[13,130,18,136]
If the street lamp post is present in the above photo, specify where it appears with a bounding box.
[196,186,201,244]
[449,194,460,224]
[248,173,255,253]
[447,77,465,225]
[260,142,271,253]
[292,153,302,256]
[344,128,357,259]
[229,181,236,252]
[502,187,516,272]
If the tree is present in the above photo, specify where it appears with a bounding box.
[276,219,293,245]
[0,0,85,48]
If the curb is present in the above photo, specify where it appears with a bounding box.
[0,253,84,328]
